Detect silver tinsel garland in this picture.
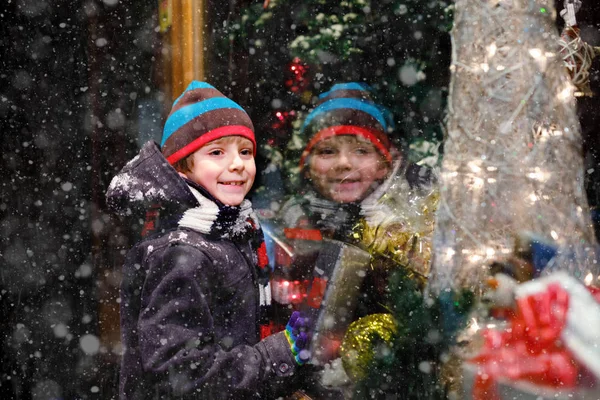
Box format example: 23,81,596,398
428,0,598,293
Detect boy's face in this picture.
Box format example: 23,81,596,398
306,135,390,203
182,136,256,206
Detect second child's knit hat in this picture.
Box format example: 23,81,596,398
161,81,255,164
299,82,394,169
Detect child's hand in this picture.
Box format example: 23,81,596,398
284,311,311,365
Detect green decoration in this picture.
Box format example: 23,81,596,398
352,267,474,399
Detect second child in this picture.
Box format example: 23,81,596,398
270,82,437,395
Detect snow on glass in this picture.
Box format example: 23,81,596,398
2,0,600,398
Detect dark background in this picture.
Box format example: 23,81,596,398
1,1,599,398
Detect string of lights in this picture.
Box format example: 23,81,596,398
428,0,598,294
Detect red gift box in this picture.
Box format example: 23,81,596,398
465,272,600,400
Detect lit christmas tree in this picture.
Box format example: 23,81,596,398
429,0,598,294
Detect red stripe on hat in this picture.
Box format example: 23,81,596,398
166,125,256,164
299,125,392,169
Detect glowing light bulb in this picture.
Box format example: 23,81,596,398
469,318,480,334
527,169,549,182
469,254,483,262
528,48,543,59
468,161,482,173
557,85,574,101
472,177,484,189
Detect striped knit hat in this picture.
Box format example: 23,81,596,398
161,81,255,164
299,82,394,169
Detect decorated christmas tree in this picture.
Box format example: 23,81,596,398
212,0,453,193
429,0,598,294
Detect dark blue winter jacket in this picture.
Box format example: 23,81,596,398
106,141,299,399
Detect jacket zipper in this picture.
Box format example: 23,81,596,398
234,241,261,336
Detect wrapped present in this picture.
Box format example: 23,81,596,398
301,239,372,366
265,231,374,366
463,272,600,399
462,363,599,400
263,225,324,327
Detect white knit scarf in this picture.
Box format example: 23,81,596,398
177,184,259,239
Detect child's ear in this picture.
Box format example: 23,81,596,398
376,166,390,180
302,165,312,182
376,159,392,180
177,171,188,179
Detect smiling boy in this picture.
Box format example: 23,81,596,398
279,82,405,236
106,82,309,399
303,135,390,204
270,83,435,396
173,136,256,206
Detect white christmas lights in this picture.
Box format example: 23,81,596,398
428,0,598,294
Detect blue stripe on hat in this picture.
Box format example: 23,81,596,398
301,98,388,132
172,81,216,106
161,97,246,146
317,82,373,99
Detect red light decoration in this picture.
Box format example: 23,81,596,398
285,57,310,93
270,110,296,131
271,279,309,304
